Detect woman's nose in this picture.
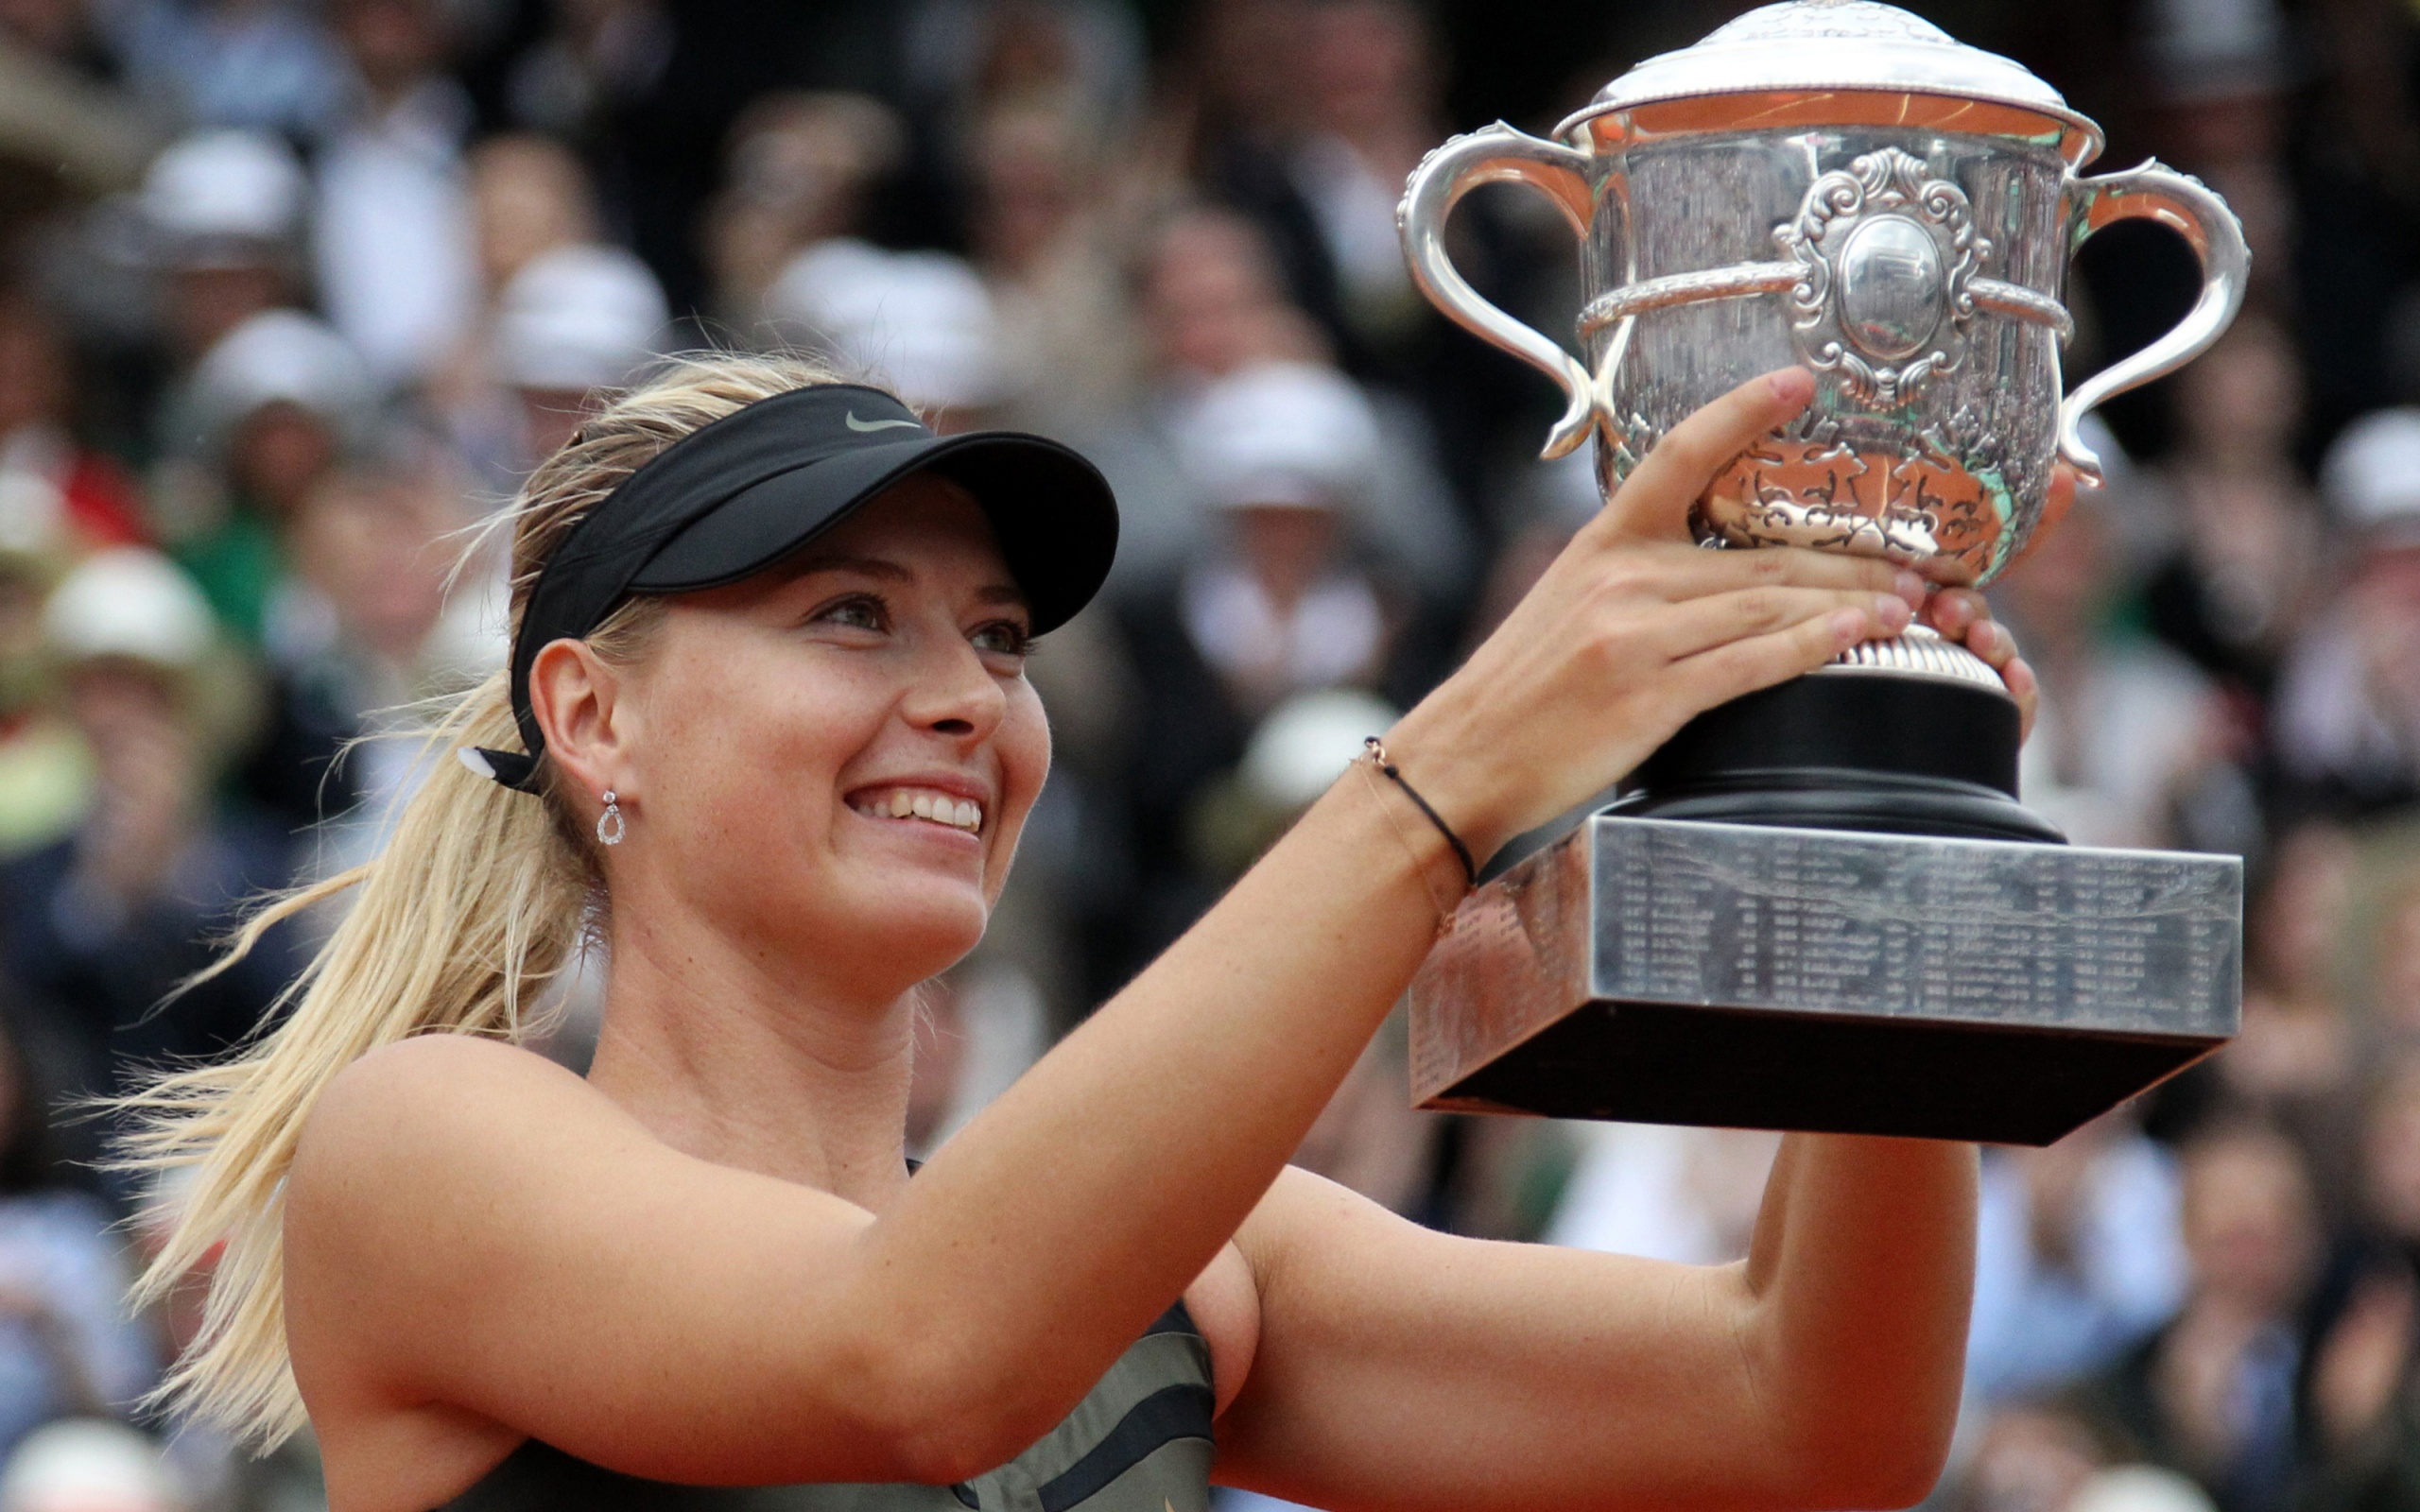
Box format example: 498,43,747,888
905,639,1008,741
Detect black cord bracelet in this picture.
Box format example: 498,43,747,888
1362,737,1478,889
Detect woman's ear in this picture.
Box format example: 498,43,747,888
527,638,632,804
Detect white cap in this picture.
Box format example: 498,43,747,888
2068,1466,2218,1512
140,129,306,266
0,1418,184,1512
1241,688,1401,810
494,243,670,392
43,547,217,671
188,310,377,448
768,242,1007,411
1176,362,1383,510
2322,407,2420,546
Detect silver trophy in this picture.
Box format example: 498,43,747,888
1396,0,2245,1143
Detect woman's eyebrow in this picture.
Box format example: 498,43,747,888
975,584,1029,610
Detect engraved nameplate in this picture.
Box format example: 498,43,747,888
1408,815,2243,1142
1591,817,2240,1033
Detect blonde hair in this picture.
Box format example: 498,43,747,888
117,351,855,1448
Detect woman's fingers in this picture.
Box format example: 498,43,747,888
1927,588,2040,740
1654,585,1911,661
1642,543,1921,603
1594,368,1815,543
1669,604,1878,712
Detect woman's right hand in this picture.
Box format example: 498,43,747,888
1386,368,1922,861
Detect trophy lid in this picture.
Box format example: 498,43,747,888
1560,0,2101,163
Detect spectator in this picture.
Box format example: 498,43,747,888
701,92,905,334
1106,362,1442,977
769,243,1010,428
0,291,151,866
2139,316,2325,702
99,0,342,141
157,309,375,644
463,132,598,301
0,547,83,865
2274,409,2420,815
1281,0,1439,361
1966,1115,2188,1405
311,0,476,387
240,444,497,859
0,1005,157,1459
489,241,667,466
2194,823,2362,1195
134,130,308,376
0,548,293,1123
968,100,1140,426
0,293,148,558
2079,1124,2321,1512
2300,1054,2420,1477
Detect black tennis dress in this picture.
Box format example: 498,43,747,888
436,1301,1215,1512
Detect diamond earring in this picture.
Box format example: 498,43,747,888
596,790,625,847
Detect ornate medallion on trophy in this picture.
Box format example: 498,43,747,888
1398,0,2248,1143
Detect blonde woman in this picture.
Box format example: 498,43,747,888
125,354,2044,1511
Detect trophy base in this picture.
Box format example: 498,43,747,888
1408,635,2239,1144
1611,628,2064,844
1408,817,2241,1144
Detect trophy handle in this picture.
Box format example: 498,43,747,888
2058,161,2251,481
1400,122,1601,459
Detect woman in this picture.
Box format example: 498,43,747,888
123,353,2044,1511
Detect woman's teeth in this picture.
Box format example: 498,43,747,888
856,789,983,832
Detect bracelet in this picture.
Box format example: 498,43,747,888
1360,737,1478,889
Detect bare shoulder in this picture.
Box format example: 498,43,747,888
284,1038,650,1373
302,1034,597,1148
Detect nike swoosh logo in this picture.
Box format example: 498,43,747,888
845,412,924,434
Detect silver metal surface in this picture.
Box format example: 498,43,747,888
1809,624,2003,688
1564,1,2096,162
1584,817,2240,1033
1397,0,2251,592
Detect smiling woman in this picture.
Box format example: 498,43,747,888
115,352,2027,1512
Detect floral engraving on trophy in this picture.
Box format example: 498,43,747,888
1775,147,1986,408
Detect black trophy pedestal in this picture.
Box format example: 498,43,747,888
1406,663,2241,1145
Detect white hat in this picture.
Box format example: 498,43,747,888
43,547,217,671
768,241,1007,411
2322,407,2420,546
188,309,376,447
140,129,306,266
2068,1466,2218,1512
493,243,670,392
1176,362,1383,510
0,1418,184,1512
1241,688,1401,810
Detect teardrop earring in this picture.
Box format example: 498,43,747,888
596,791,625,847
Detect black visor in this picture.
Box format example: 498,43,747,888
464,384,1118,792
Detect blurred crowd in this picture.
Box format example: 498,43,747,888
0,0,2417,1505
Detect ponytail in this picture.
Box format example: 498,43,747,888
116,351,853,1446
